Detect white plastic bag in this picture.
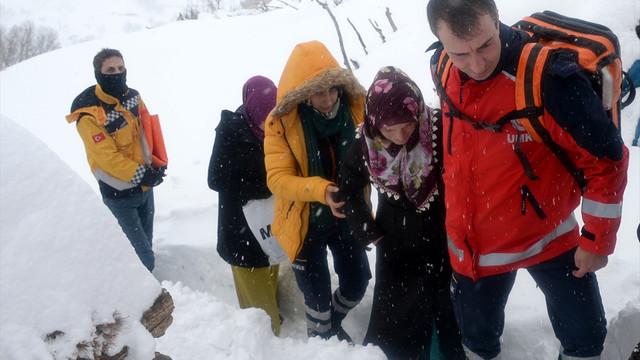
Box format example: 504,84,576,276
242,196,288,265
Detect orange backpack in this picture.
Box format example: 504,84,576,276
513,11,635,134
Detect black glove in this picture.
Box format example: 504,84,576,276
140,167,165,187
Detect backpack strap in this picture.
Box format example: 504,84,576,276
434,52,510,155
515,43,588,191
515,43,550,142
435,53,507,132
433,52,455,155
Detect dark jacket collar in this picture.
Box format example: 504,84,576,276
217,107,261,145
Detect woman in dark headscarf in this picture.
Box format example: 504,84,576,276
208,75,282,335
338,66,464,359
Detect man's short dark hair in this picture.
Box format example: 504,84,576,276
93,48,123,72
427,0,498,39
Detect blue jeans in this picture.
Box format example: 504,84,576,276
103,188,155,271
450,248,606,359
292,225,371,336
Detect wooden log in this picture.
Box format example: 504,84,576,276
140,288,175,338
153,352,173,360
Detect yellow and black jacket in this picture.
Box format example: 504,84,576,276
66,85,152,198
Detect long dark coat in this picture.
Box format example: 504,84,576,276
208,108,272,268
338,132,464,360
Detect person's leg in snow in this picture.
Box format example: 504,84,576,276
292,226,370,343
102,188,155,272
292,229,333,337
326,222,370,340
451,248,607,359
231,264,281,336
450,269,516,359
527,248,607,359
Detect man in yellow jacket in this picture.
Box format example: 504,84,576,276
66,48,165,272
264,41,371,342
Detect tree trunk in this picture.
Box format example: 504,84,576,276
385,7,397,32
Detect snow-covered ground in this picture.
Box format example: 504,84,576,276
1,0,639,359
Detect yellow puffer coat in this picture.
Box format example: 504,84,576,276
264,40,366,261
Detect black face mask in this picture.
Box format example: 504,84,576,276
95,70,128,98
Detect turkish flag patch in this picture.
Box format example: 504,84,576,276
92,133,106,143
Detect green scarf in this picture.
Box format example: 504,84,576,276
298,98,355,178
298,98,355,233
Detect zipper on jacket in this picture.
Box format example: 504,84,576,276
286,201,295,218
279,117,304,221
513,131,540,181
520,184,547,219
465,236,477,277
447,113,454,155
329,138,337,182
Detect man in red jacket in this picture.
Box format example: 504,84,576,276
426,1,629,359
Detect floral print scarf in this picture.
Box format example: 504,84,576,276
359,66,439,211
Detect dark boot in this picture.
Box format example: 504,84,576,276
332,326,354,345
307,326,354,345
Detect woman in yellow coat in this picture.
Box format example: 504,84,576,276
264,41,371,342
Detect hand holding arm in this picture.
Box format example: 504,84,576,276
325,185,346,218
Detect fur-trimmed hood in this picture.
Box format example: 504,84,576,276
270,41,366,119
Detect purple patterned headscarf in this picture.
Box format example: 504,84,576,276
242,75,277,141
359,66,439,211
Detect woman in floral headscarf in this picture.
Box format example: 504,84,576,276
338,66,464,359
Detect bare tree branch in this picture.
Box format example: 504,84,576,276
315,0,352,72
347,18,367,55
385,7,397,32
277,0,298,10
369,18,385,43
